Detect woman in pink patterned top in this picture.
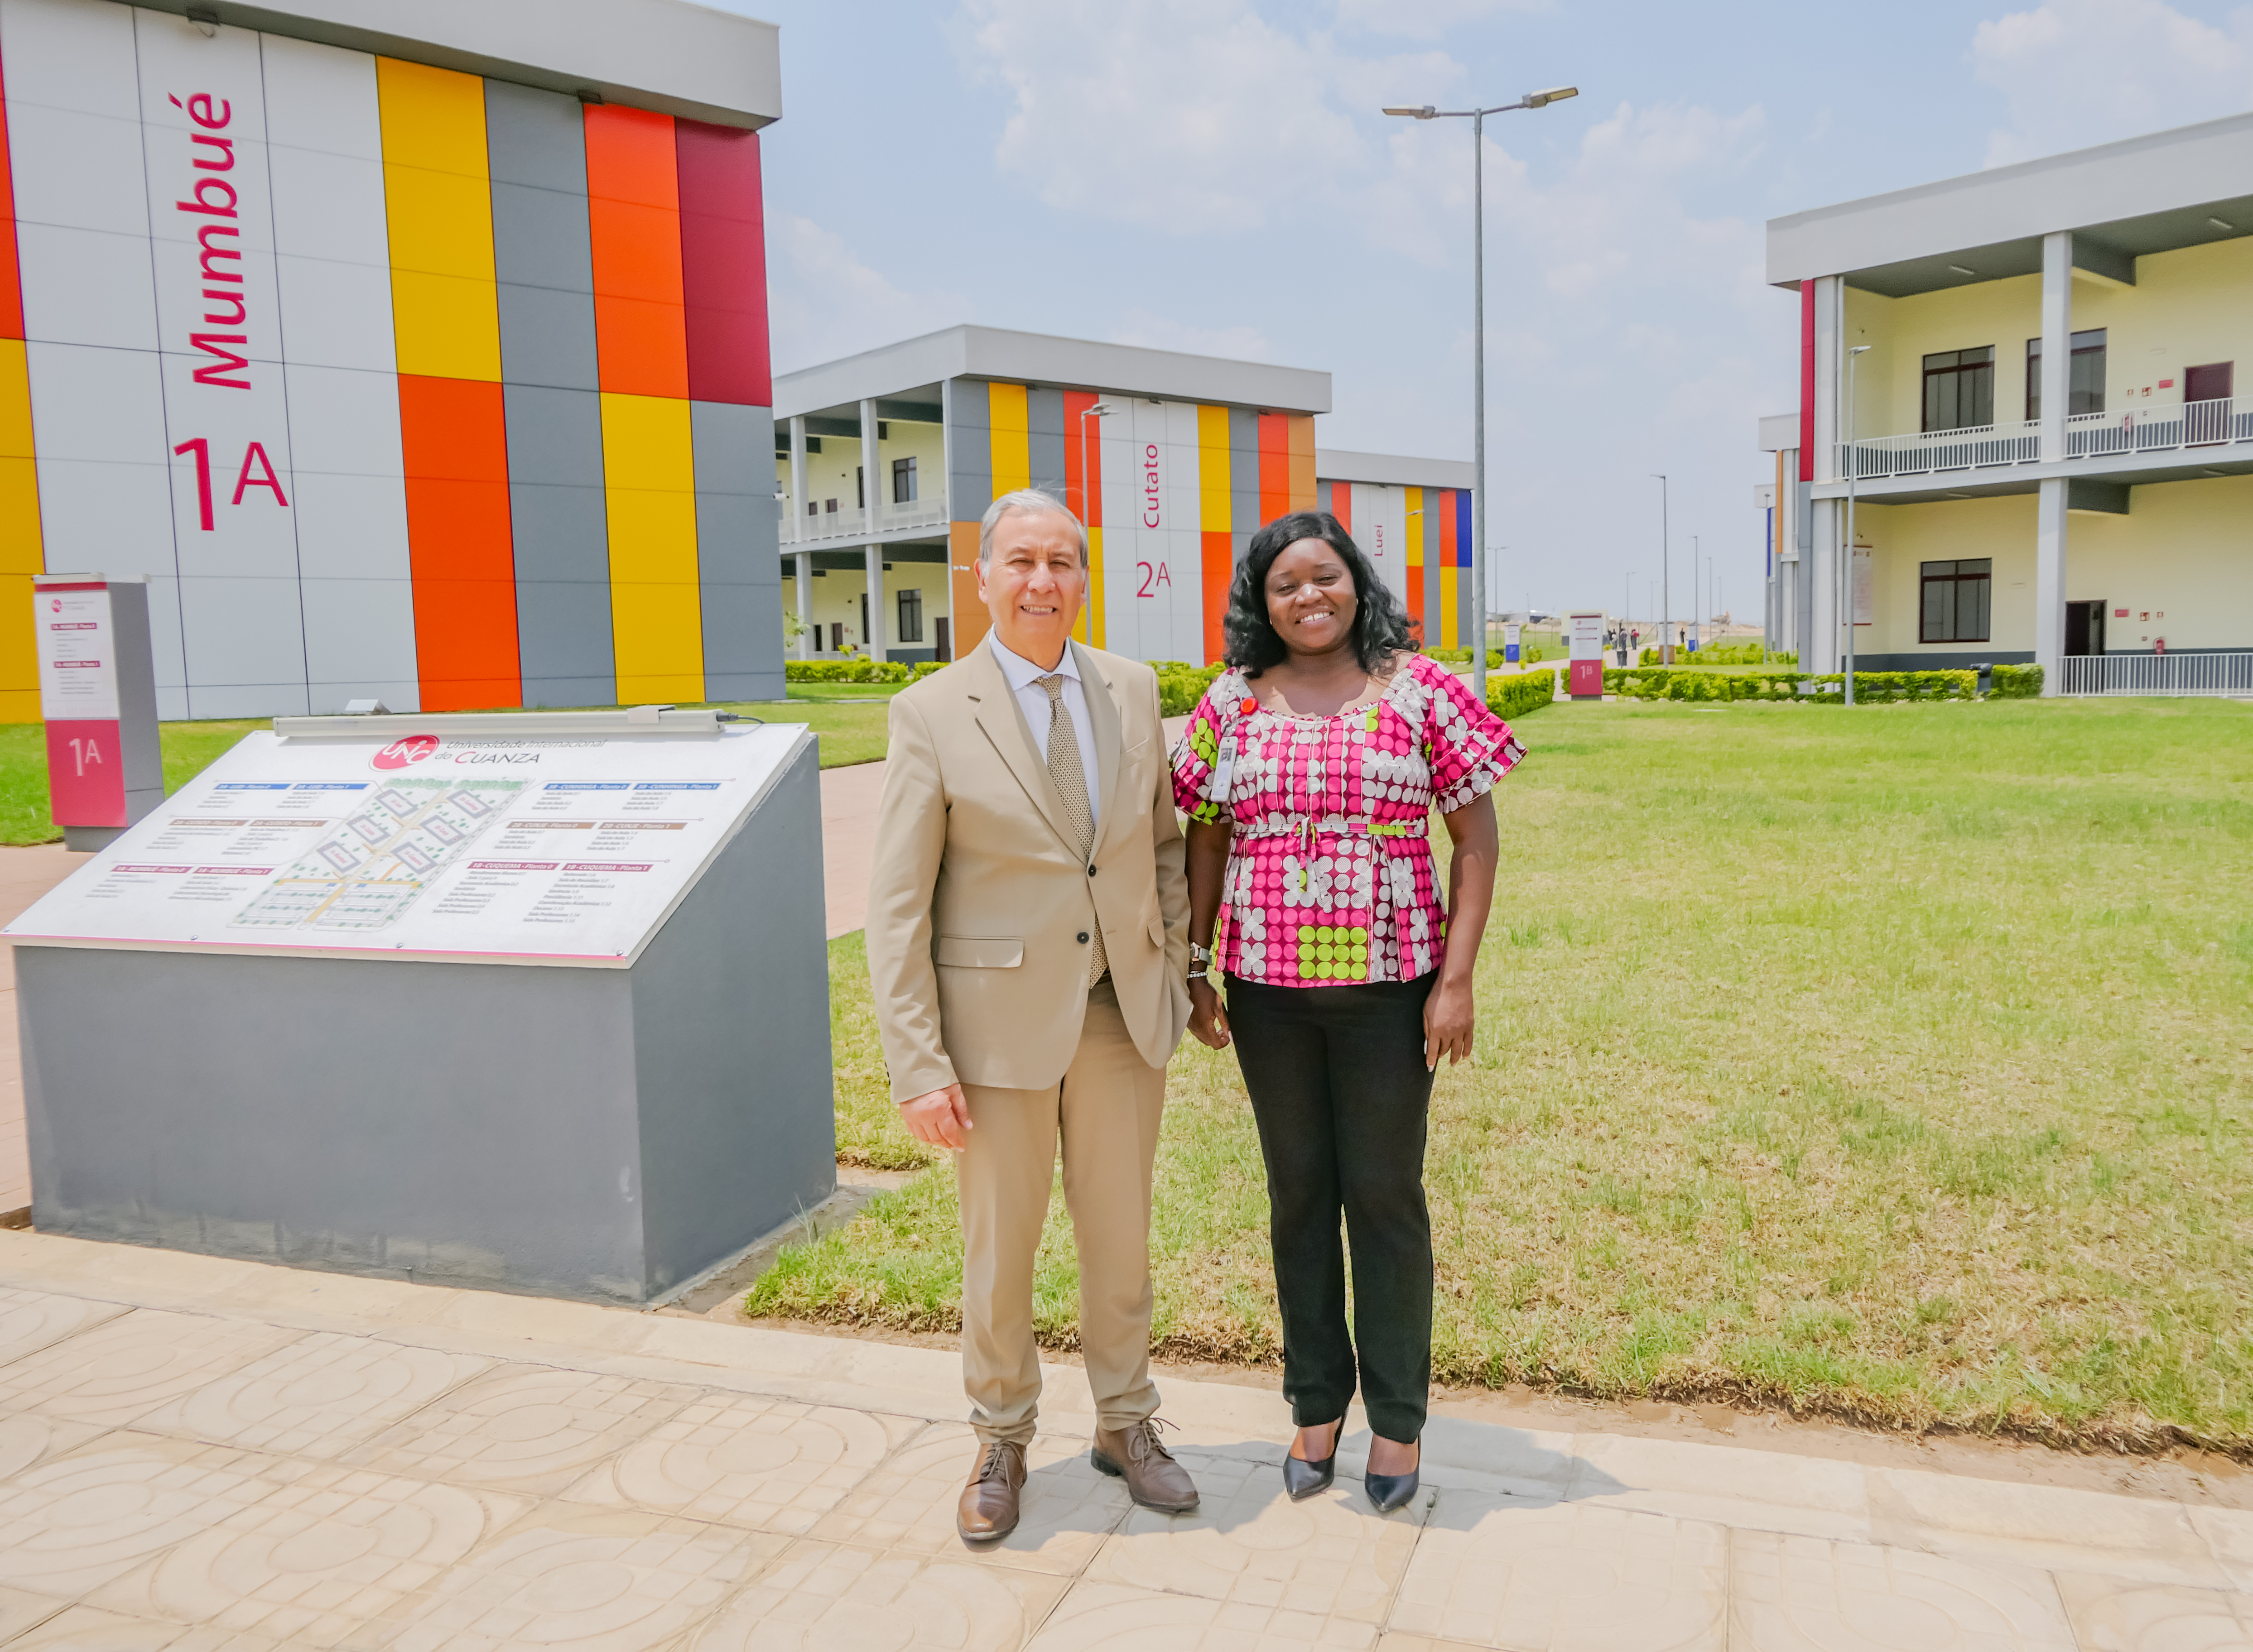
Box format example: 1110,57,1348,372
1170,510,1521,1514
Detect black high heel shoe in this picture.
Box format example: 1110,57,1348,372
1364,1438,1420,1513
1282,1419,1342,1501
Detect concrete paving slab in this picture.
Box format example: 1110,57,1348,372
1027,1580,1385,1650
2052,1572,2253,1649
1868,1466,2234,1589
697,1539,1069,1650
2193,1508,2253,1593
1729,1531,2079,1650
1566,1432,1872,1543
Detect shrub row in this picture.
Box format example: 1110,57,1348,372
1602,665,2042,702
1428,646,1548,667
785,659,947,684
1485,667,1561,721
1636,645,1797,667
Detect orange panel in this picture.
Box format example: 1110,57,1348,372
1256,413,1288,525
398,375,520,709
584,106,687,399
1287,414,1316,510
1330,480,1351,534
1201,528,1231,665
1406,567,1424,648
949,521,987,658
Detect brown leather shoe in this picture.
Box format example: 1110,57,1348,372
957,1440,1026,1542
1091,1417,1198,1513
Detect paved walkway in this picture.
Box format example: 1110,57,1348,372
0,1229,2246,1650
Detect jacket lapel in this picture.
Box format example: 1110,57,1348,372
965,640,1077,851
1075,640,1127,856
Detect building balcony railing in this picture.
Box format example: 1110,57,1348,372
2056,651,2253,698
1838,397,2253,481
778,497,949,547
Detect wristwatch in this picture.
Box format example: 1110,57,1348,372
1188,941,1213,982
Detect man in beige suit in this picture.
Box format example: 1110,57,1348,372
867,488,1197,1542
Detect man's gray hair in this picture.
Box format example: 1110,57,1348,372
977,488,1088,567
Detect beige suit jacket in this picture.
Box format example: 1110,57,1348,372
866,639,1191,1103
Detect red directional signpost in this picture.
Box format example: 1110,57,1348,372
35,573,163,850
1567,610,1607,700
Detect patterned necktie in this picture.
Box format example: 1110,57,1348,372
1039,674,1105,982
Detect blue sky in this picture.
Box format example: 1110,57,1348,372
712,0,2253,624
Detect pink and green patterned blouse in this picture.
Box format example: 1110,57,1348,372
1170,651,1524,987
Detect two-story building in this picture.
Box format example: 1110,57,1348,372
773,326,1480,666
1762,112,2253,695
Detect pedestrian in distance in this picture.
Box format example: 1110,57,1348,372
866,489,1198,1544
1171,510,1522,1515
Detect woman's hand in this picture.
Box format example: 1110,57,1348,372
1188,975,1232,1048
1422,976,1475,1070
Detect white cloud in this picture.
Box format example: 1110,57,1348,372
1331,0,1546,40
765,215,968,376
1108,309,1274,360
1973,0,2253,165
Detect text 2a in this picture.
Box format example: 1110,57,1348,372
1136,562,1172,598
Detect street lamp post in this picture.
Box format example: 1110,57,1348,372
1384,85,1578,705
1844,345,1870,706
1651,474,1670,664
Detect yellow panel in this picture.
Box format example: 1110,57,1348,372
988,382,1029,494
1287,415,1316,510
375,58,491,176
0,344,43,720
1197,404,1230,532
601,394,703,701
1083,523,1104,647
378,59,500,383
1405,486,1423,568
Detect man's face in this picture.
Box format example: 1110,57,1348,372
978,510,1085,668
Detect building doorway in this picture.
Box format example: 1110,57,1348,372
2185,362,2233,444
934,616,952,661
2065,600,2106,657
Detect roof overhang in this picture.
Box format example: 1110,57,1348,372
1315,449,1475,490
1768,110,2253,298
776,326,1331,421
125,0,783,129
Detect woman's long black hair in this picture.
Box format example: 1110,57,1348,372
1222,511,1416,675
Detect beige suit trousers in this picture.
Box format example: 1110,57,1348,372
957,978,1165,1445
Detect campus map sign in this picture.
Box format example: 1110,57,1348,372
4,723,810,967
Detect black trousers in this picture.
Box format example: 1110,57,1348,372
1226,973,1436,1443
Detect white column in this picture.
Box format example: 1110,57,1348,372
2039,231,2072,462
1807,497,1841,672
788,414,809,542
861,399,886,662
794,552,814,659
2034,231,2071,696
2035,478,2068,696
1810,276,1843,481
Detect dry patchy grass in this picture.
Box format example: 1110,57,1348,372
765,697,2253,1450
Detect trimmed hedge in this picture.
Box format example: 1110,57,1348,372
1637,645,1796,667
1485,666,1561,721
1602,665,2041,702
785,659,947,684
1151,661,1228,718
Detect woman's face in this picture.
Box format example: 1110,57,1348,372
1264,538,1358,660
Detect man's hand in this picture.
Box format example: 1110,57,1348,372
1188,976,1231,1049
899,1082,972,1150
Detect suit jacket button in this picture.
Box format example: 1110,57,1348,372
1088,864,1097,876
1076,931,1089,944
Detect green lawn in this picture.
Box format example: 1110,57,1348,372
758,697,2253,1451
0,694,892,845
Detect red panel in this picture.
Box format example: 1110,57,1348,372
584,105,688,399
1256,411,1288,525
0,49,22,340
1330,480,1351,535
1406,567,1423,646
45,720,124,826
1063,389,1104,526
1201,528,1231,665
1799,281,1815,484
398,375,520,710
674,119,770,408
1436,488,1456,570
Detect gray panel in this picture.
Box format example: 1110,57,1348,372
503,385,607,488
105,582,164,824
491,183,596,294
690,400,772,497
1230,405,1259,537
693,402,782,699
1026,385,1066,500
509,483,611,583
485,80,592,196
496,282,600,392
1316,479,1332,515
516,575,616,707
21,946,650,1299
948,379,991,522
633,740,832,1289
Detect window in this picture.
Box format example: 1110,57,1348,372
897,587,924,643
2026,330,2106,420
1920,559,1992,643
893,456,917,503
856,467,864,509
828,622,844,652
824,498,838,514
1923,347,1994,432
